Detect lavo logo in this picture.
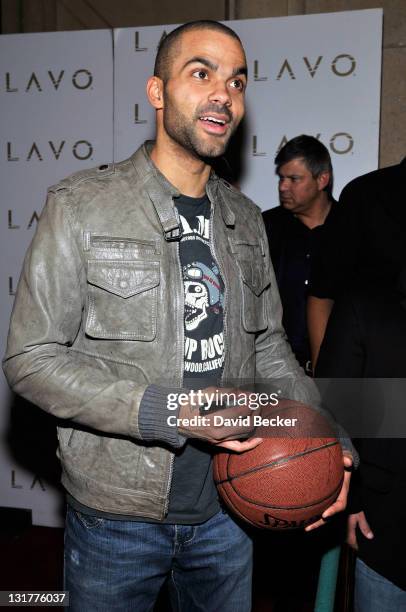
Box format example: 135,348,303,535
11,470,46,491
252,132,354,157
134,104,148,125
6,140,93,161
8,209,39,230
134,31,148,52
9,276,16,296
278,132,354,155
2,69,93,92
253,54,356,81
134,30,168,53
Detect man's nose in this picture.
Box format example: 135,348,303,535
208,80,231,106
279,179,289,192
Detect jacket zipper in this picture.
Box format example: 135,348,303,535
90,235,156,246
162,211,184,518
90,235,158,254
209,193,228,386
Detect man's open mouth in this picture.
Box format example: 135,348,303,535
199,116,227,125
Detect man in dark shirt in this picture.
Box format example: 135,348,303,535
263,135,335,374
316,280,406,610
308,157,406,367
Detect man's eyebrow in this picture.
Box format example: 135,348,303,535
182,57,218,71
231,66,248,78
181,57,248,78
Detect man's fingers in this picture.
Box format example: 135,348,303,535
305,465,351,532
305,499,346,531
343,453,353,469
305,517,327,532
347,512,372,549
321,472,350,520
358,512,374,539
216,437,263,453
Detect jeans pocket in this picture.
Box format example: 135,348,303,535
72,509,105,530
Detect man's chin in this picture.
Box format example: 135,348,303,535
196,140,229,160
193,127,234,158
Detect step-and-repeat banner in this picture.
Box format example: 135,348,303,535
0,30,114,526
1,10,382,526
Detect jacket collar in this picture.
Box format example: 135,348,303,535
206,174,236,227
131,141,181,240
131,141,235,239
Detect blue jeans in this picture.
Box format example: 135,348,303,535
355,558,406,612
64,506,253,611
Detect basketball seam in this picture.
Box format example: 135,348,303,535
213,440,340,485
224,477,343,511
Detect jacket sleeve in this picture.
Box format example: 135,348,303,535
2,190,184,448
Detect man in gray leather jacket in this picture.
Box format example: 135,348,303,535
3,20,353,612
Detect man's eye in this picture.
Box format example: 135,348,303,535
193,70,208,80
230,79,245,90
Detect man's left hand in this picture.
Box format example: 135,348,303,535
215,437,263,453
304,451,353,532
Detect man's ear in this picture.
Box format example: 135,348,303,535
146,76,164,110
317,171,330,192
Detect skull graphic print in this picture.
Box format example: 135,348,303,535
184,263,223,332
175,195,225,382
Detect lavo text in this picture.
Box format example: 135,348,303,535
6,140,93,161
2,69,93,92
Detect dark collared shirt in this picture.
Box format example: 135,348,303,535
263,202,336,372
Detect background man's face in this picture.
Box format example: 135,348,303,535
161,29,247,159
278,158,326,214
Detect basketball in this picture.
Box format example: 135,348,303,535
213,400,344,530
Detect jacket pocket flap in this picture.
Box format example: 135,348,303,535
87,260,159,298
237,259,271,296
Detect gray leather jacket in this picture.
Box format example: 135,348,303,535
3,142,324,519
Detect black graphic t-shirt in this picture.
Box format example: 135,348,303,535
179,196,225,383
165,194,225,523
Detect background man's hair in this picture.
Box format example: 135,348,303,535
275,134,334,197
154,20,243,84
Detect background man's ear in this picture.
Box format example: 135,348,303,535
146,76,164,109
317,172,330,191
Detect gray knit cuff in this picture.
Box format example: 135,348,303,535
139,384,188,449
338,429,360,469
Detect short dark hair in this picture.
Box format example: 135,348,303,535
154,20,243,84
275,135,333,197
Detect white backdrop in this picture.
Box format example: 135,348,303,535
0,10,382,526
0,30,114,526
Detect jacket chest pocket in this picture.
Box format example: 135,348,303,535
85,260,160,340
230,240,271,333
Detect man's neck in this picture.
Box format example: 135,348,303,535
295,193,332,229
150,137,211,198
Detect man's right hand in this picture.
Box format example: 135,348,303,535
347,511,374,550
177,387,262,452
